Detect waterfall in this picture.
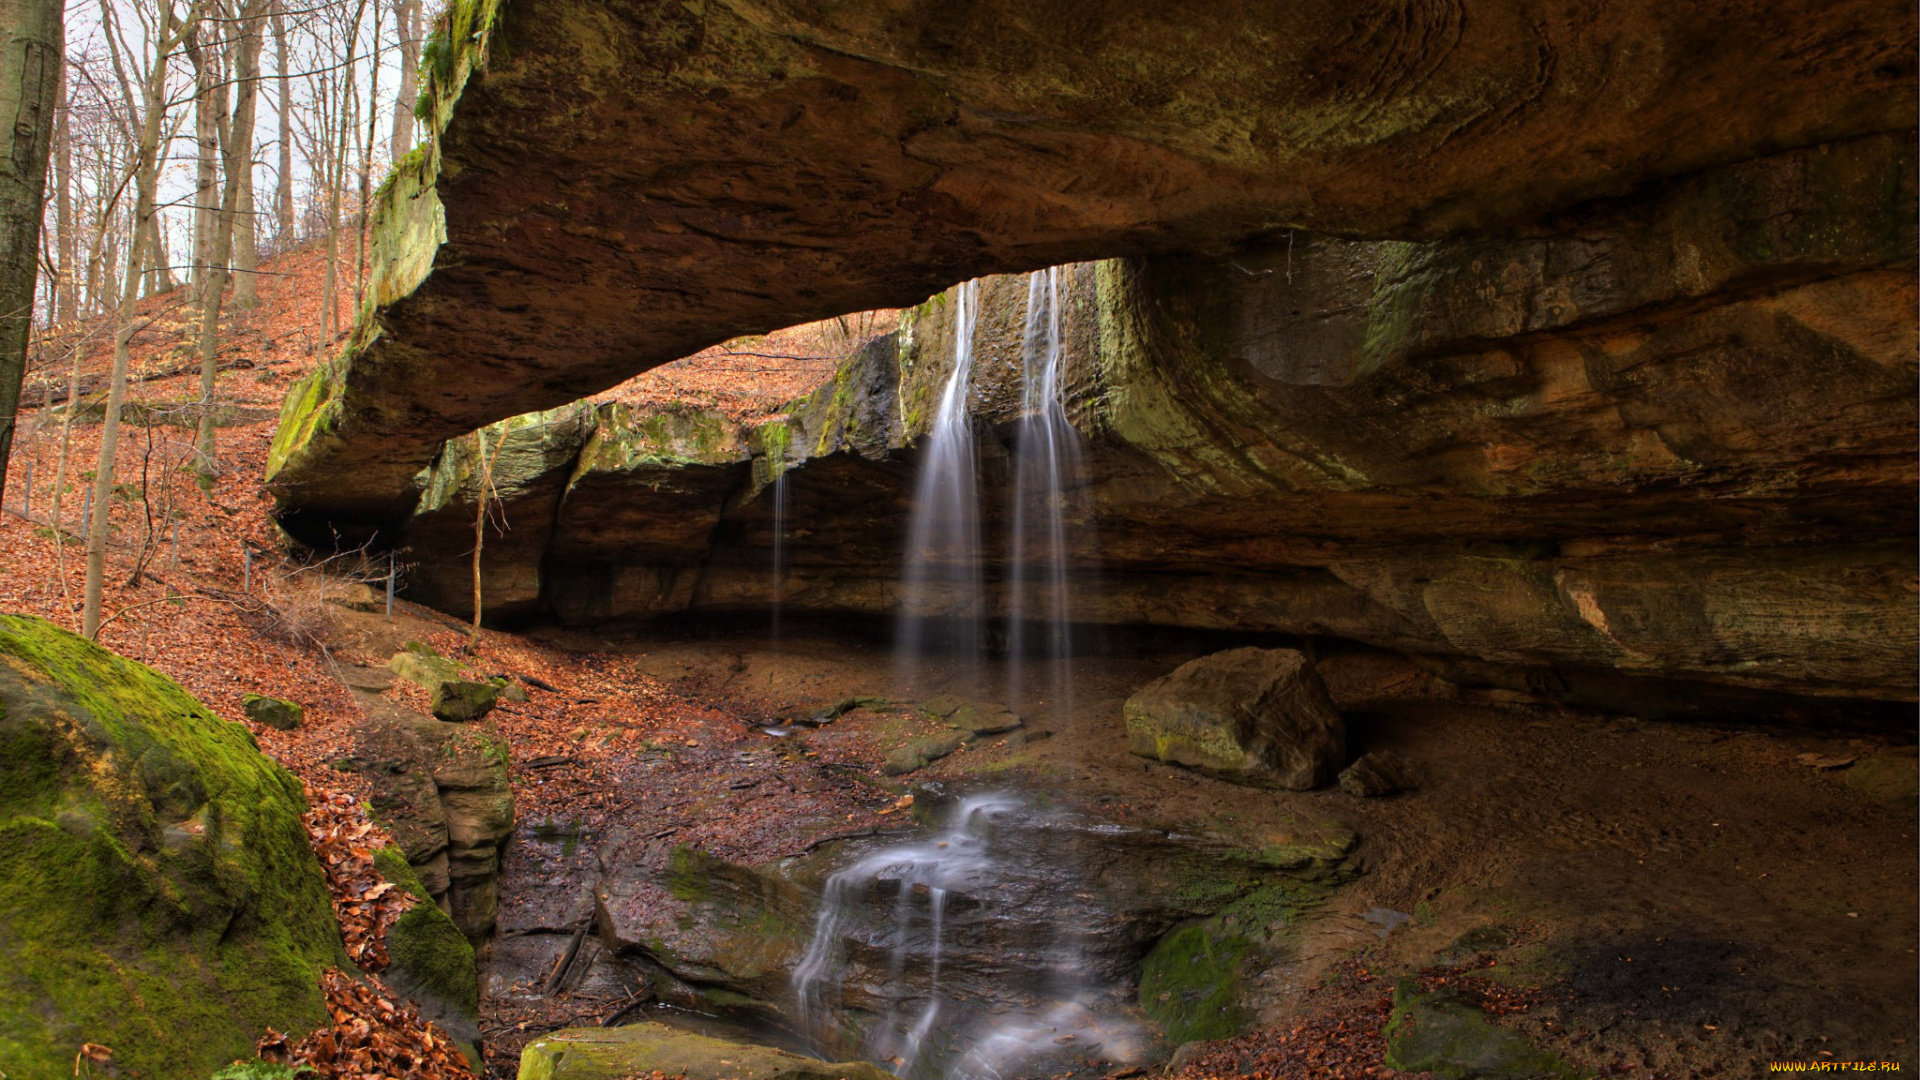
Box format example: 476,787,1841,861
896,279,984,693
1006,267,1088,724
770,470,789,647
789,794,1142,1079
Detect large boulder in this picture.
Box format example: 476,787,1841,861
0,615,346,1078
1126,648,1345,790
518,1023,894,1080
349,716,515,941
373,845,480,1055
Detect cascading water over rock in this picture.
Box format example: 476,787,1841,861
1006,267,1091,724
789,793,1147,1080
896,280,985,693
770,469,789,648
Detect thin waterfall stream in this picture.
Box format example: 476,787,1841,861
770,469,789,648
1006,267,1090,724
896,279,985,694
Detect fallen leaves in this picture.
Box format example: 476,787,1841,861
305,788,416,973
257,969,477,1080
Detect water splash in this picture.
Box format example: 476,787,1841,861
789,793,1144,1080
896,279,984,694
1006,267,1090,725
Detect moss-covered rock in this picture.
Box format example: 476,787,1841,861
1383,976,1587,1079
1139,879,1333,1043
1126,648,1345,790
388,648,467,694
373,845,480,1055
517,1022,895,1080
431,680,499,723
0,614,346,1079
243,693,304,731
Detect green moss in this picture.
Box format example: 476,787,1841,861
376,845,479,1016
1141,876,1335,1045
211,1063,316,1080
666,844,716,903
264,362,344,482
1139,922,1252,1043
0,615,344,1080
1383,977,1588,1079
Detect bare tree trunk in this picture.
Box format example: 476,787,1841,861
387,0,418,162
141,209,174,295
0,0,62,510
354,0,380,310
192,0,263,485
272,0,292,249
48,331,75,533
189,26,217,306
87,0,206,638
231,8,262,308
52,59,72,325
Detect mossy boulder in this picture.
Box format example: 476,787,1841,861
517,1022,895,1080
1383,976,1588,1079
431,680,499,723
1126,648,1345,790
243,693,304,731
373,845,480,1057
388,648,466,695
0,614,346,1079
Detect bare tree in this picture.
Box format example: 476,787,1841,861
270,0,290,248
85,0,210,638
386,0,417,161
189,0,266,486
0,0,62,509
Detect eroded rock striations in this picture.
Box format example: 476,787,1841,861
332,133,1918,714
265,0,1915,535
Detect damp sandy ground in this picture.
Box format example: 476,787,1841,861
496,619,1918,1078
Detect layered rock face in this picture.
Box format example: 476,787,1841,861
264,0,1915,533
367,134,1916,712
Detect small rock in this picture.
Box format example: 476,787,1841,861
1795,752,1858,770
388,650,467,696
918,693,969,719
324,581,385,612
881,731,970,776
431,680,498,723
947,702,1021,735
1384,976,1578,1078
1339,751,1411,797
490,676,531,703
242,693,303,731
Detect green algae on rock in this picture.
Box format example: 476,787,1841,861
0,614,346,1079
518,1022,895,1080
1383,976,1588,1079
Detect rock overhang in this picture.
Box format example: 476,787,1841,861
265,0,1919,538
